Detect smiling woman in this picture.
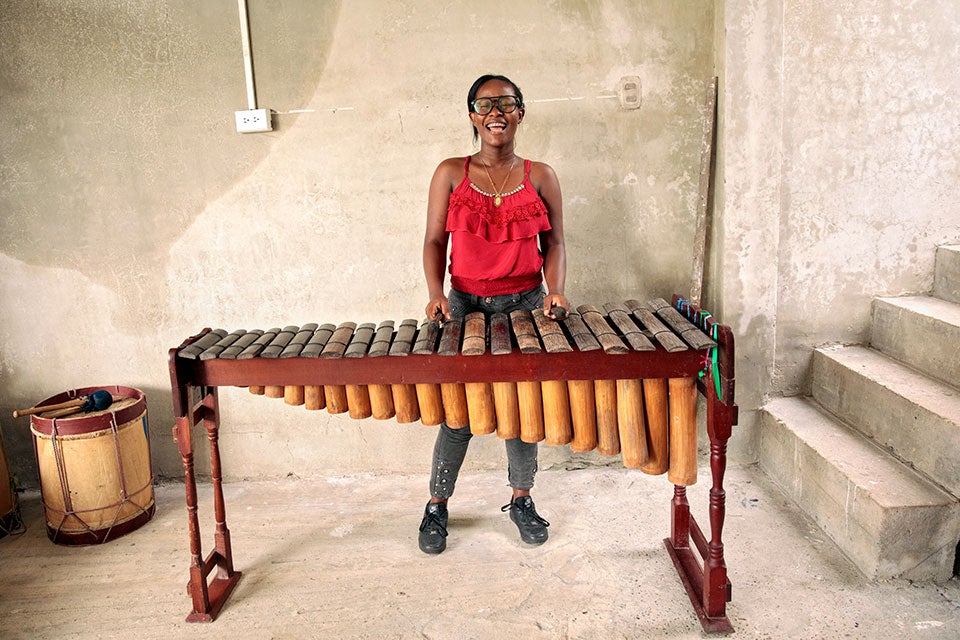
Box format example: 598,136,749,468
418,74,570,554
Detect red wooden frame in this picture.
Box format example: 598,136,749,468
167,296,737,631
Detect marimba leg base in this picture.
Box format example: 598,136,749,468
663,539,733,635
185,570,243,623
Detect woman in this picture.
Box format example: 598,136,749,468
419,74,570,554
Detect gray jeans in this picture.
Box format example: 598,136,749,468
429,285,544,499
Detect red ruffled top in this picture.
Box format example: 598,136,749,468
446,157,551,296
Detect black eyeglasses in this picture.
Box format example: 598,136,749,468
471,95,521,115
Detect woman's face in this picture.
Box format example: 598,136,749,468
469,79,524,148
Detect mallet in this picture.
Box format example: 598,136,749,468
12,389,114,419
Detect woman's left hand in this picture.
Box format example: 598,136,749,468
543,293,571,320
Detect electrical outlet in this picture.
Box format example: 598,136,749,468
617,76,642,110
235,108,272,133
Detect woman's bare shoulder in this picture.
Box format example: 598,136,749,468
528,160,559,187
435,156,468,176
430,156,466,188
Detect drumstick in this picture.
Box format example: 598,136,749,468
13,389,113,418
548,305,568,321
431,308,446,325
14,397,85,418
40,406,84,419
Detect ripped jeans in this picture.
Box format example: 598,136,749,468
429,285,543,499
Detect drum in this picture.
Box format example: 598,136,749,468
30,385,155,545
0,427,24,538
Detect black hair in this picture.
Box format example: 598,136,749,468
467,74,524,142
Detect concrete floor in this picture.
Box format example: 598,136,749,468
0,465,958,639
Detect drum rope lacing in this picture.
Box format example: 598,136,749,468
43,409,153,542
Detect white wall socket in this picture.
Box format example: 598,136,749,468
235,108,272,133
617,76,642,110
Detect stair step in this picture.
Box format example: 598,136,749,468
811,345,960,497
934,244,960,303
871,295,960,386
760,396,960,581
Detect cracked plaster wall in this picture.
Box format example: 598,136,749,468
715,0,960,459
0,1,715,486
6,1,955,490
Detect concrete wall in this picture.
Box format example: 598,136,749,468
0,1,716,485
714,0,960,459
4,1,957,489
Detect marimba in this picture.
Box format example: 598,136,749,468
168,295,738,633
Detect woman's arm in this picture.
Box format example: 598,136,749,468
422,158,460,320
532,162,570,319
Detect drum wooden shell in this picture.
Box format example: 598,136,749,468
30,386,155,545
0,428,21,537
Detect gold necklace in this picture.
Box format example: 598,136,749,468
480,157,517,207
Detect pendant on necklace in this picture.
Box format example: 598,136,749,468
493,195,503,207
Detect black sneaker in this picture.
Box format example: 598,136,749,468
418,501,448,554
501,495,550,545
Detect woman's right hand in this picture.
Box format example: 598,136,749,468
425,295,450,322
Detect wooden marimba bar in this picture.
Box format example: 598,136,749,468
168,295,738,633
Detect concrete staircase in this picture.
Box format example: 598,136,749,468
760,244,960,582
